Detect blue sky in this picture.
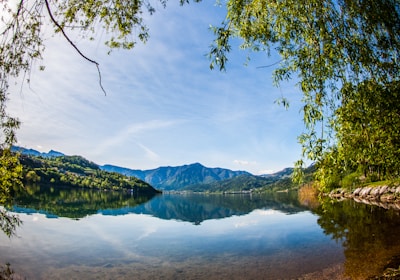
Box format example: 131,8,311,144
8,1,305,175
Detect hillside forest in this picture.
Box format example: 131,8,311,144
19,154,159,194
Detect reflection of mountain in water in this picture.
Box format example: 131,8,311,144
10,185,309,223
100,192,309,224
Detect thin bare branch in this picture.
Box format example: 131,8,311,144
256,59,283,69
44,0,107,95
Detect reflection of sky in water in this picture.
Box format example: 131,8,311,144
0,208,343,280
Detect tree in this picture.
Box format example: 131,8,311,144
335,80,400,180
0,0,198,235
2,0,400,194
209,0,400,187
1,0,197,148
1,1,204,178
0,148,22,237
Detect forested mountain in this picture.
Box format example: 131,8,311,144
18,153,159,194
184,174,275,193
101,163,250,191
13,146,307,193
184,168,303,193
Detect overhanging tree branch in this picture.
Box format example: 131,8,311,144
44,0,106,95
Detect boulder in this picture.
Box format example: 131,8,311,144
370,187,381,197
380,194,395,203
353,187,362,196
379,185,389,195
359,187,372,197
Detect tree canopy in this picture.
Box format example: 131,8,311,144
209,0,400,189
0,0,195,235
1,0,400,194
0,0,202,193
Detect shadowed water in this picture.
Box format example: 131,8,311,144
1,185,400,279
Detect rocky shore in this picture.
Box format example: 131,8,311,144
329,185,400,210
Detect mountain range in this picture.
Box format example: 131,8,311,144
101,163,251,191
11,146,64,158
12,146,295,191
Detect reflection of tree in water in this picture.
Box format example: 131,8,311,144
315,199,400,279
0,209,21,238
0,263,15,279
11,184,157,219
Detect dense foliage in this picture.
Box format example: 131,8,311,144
184,174,277,193
2,0,400,196
183,166,314,193
19,154,159,192
0,0,199,210
315,80,400,192
209,0,400,191
0,149,22,237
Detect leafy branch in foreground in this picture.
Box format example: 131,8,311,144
1,0,199,205
208,0,400,190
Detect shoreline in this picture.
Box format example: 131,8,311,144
329,185,400,210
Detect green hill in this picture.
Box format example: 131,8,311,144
19,154,160,194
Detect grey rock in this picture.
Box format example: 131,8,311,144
353,188,362,196
379,185,389,195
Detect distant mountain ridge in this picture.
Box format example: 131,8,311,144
260,167,294,179
12,146,296,192
101,162,251,191
12,146,64,158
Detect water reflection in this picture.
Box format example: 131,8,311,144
10,184,157,219
10,185,309,223
315,199,400,279
1,185,400,279
0,208,21,237
100,191,309,224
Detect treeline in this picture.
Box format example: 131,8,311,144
19,154,159,193
314,81,400,193
183,166,315,193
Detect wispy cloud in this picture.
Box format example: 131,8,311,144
94,119,185,155
257,169,275,175
8,1,305,173
233,160,257,166
137,142,160,162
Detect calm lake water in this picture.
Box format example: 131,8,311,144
1,185,400,279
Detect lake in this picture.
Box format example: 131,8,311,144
1,185,400,279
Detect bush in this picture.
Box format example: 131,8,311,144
341,172,361,190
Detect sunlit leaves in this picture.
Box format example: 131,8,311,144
209,0,400,186
0,209,21,237
336,80,400,180
0,0,200,236
209,25,232,71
